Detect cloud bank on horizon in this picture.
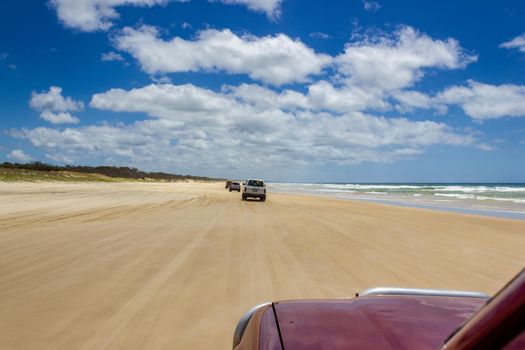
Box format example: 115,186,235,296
2,0,525,181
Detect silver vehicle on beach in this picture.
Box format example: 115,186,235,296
242,179,266,201
229,182,241,192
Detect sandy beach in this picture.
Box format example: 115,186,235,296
1,181,524,349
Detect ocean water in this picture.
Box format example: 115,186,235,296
268,183,525,220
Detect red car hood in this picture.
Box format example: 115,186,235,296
272,296,487,350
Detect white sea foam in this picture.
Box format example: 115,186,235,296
477,196,525,204
268,182,525,216
434,193,477,200
436,186,525,193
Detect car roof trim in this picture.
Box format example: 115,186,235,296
359,287,490,299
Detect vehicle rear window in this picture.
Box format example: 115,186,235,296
247,180,264,187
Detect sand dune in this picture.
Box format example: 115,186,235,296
0,181,524,349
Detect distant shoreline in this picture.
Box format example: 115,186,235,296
342,196,525,220
269,182,525,220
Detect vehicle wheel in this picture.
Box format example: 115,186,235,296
229,189,232,192
260,196,266,202
242,194,246,201
238,189,241,192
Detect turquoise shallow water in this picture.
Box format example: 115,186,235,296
268,183,525,220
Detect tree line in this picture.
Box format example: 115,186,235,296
0,162,221,181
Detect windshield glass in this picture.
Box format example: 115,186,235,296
247,180,264,187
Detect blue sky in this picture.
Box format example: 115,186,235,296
1,0,525,182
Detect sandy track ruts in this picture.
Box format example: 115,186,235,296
0,182,524,349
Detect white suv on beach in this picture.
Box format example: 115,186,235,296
242,179,266,201
229,182,241,192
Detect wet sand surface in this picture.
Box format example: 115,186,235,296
1,181,524,349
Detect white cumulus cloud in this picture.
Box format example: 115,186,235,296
49,0,283,32
30,86,83,124
11,23,495,175
228,81,390,112
362,0,380,12
13,82,483,174
216,0,282,18
223,27,476,114
30,86,84,112
309,32,332,40
436,80,525,121
40,111,80,124
49,0,173,32
336,26,477,91
101,51,125,61
114,26,331,85
112,24,475,104
499,33,525,53
7,149,33,163
392,90,440,113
